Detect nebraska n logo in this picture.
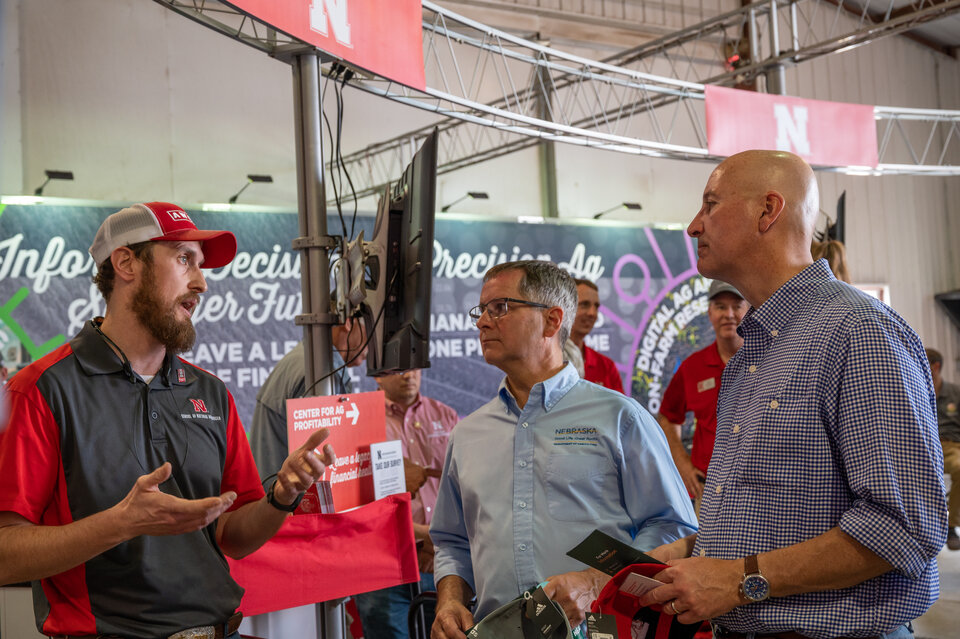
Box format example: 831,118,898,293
310,0,352,47
189,399,208,413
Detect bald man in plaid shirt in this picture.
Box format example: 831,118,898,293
640,151,946,639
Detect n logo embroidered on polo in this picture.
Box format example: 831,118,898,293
189,399,208,413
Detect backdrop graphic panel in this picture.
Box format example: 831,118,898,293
0,204,716,430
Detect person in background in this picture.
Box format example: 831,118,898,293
354,369,459,638
249,317,367,477
641,151,944,639
811,238,850,283
569,278,624,392
0,202,333,639
927,347,960,551
430,260,696,639
657,279,747,509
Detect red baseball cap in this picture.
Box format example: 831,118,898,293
89,202,237,269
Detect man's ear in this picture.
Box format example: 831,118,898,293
757,190,786,233
542,306,564,339
111,247,140,284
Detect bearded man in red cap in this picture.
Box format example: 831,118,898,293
0,202,334,639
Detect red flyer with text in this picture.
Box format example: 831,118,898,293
286,391,386,511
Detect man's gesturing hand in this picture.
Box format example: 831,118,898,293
116,462,236,536
273,428,336,506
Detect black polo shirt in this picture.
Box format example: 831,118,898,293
0,320,264,638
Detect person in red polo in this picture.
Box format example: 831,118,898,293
0,202,333,639
656,279,747,508
570,278,624,393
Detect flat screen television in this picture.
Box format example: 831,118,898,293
362,129,438,375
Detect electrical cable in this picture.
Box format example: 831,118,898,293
321,66,349,238
337,70,360,239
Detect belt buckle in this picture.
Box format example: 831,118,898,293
168,626,215,639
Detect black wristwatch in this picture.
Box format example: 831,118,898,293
266,480,304,512
740,555,770,603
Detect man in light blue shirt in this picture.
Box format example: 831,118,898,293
640,150,945,639
430,260,697,638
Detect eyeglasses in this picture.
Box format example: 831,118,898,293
468,297,551,325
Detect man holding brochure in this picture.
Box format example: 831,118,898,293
430,260,697,639
640,151,944,639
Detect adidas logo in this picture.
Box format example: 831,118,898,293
535,603,546,616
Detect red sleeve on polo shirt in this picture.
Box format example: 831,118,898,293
582,346,625,393
221,391,266,509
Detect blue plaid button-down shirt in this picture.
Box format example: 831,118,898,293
694,260,946,638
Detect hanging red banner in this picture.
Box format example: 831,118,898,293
705,85,878,168
224,0,426,90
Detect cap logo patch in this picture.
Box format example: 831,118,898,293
166,209,192,223
189,398,208,413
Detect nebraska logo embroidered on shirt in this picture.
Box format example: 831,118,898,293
189,398,208,413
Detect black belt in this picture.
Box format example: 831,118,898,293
50,611,243,639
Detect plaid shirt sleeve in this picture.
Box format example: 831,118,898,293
829,307,946,579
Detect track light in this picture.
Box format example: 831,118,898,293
592,202,642,219
33,170,74,196
228,174,273,204
441,191,489,212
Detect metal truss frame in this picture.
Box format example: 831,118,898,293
154,0,960,204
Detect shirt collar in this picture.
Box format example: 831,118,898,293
72,319,196,386
385,395,422,417
497,362,580,414
738,259,836,338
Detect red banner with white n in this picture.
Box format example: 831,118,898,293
705,85,878,168
224,0,426,90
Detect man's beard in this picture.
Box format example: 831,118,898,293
131,263,198,355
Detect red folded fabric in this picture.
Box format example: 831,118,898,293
227,493,420,616
591,563,699,639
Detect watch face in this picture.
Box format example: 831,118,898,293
743,574,770,601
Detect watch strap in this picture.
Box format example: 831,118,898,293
745,554,760,575
267,480,304,512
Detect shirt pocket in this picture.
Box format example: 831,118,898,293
544,452,619,522
740,394,829,488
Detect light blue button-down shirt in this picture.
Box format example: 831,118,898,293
431,363,697,619
696,260,946,638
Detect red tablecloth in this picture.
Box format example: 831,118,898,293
228,493,419,616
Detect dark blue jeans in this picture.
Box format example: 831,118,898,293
354,573,436,639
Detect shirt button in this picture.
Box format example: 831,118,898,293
769,399,779,409
521,422,529,429
771,329,779,337
519,460,528,467
732,424,741,434
518,544,527,551
426,506,432,513
151,411,159,420
698,548,706,557
715,484,723,494
518,501,527,509
748,365,757,373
